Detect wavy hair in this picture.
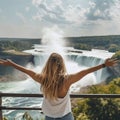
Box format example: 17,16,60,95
40,53,67,100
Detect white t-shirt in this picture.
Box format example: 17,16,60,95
42,91,71,118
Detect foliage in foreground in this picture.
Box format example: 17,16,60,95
88,78,120,94
72,98,120,120
72,78,120,120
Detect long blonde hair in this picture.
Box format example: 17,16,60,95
40,53,67,100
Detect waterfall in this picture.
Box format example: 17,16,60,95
31,52,111,93
28,27,113,87
67,54,110,83
33,53,110,83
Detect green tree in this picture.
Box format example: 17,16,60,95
72,78,120,120
108,44,120,52
72,98,120,120
86,98,120,120
22,112,33,120
112,51,120,59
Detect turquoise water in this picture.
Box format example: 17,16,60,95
0,79,44,119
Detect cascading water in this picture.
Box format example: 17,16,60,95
67,55,110,83
0,27,115,119
32,52,111,93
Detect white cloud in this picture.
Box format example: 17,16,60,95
86,0,114,21
32,0,63,11
32,0,64,23
1,0,120,38
32,0,43,7
103,2,107,6
94,9,101,16
82,0,120,36
41,0,63,13
49,13,57,19
32,12,43,21
32,0,89,25
93,8,110,19
110,0,120,22
89,1,96,8
16,12,27,23
32,7,47,21
63,5,87,24
52,0,62,7
49,0,63,10
25,7,30,12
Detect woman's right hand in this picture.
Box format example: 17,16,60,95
0,59,13,66
104,58,119,67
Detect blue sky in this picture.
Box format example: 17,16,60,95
0,0,120,38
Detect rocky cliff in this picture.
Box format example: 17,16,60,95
106,63,120,83
0,51,34,81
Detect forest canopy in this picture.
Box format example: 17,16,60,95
0,35,120,52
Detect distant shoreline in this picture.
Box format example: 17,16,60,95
0,49,32,55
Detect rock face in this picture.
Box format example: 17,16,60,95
0,52,34,81
111,65,120,77
106,63,120,83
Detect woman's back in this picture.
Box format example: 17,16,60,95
42,88,71,118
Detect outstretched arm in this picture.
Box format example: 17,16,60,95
0,59,41,83
67,58,118,86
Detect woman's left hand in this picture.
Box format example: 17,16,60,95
105,58,119,67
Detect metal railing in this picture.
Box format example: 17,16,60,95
0,93,120,120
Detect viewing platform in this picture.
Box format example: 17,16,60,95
0,93,120,120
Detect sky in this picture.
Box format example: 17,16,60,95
0,0,120,38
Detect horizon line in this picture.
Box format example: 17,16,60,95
0,34,120,39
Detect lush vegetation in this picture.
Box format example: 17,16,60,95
72,78,120,120
0,38,40,51
72,98,120,120
66,35,120,52
112,51,120,59
1,35,120,52
108,44,120,52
